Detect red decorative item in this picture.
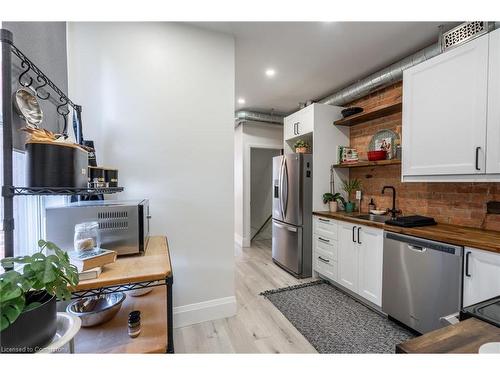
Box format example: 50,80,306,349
367,150,387,161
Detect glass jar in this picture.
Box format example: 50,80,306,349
74,221,101,253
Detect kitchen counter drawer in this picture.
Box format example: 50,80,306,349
314,253,337,282
313,216,338,240
314,235,337,261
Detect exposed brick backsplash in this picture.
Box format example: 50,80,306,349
344,82,500,231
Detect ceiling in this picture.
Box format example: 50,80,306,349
193,22,459,114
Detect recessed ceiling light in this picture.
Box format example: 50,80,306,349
265,68,276,77
237,98,246,104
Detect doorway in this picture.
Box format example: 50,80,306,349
250,147,281,243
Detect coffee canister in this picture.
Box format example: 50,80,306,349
88,166,105,188
104,168,119,187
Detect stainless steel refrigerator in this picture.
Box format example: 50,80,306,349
272,153,312,278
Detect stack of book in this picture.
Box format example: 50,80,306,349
337,146,359,164
69,248,117,281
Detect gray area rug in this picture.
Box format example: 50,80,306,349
261,280,416,353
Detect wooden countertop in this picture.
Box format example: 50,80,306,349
396,318,500,353
73,236,172,291
313,211,500,254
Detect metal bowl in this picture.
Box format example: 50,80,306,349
13,87,43,127
66,292,125,327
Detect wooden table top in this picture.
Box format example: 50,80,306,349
313,211,500,254
397,318,500,353
73,236,172,291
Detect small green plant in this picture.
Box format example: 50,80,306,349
0,240,79,331
293,139,310,149
341,178,362,203
322,192,345,205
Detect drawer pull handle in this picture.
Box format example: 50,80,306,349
318,256,330,263
318,218,330,223
318,237,330,243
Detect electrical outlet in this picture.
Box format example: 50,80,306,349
355,190,362,200
487,201,500,214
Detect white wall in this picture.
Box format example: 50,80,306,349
234,121,283,247
67,22,236,327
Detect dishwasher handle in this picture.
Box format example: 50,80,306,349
408,244,426,253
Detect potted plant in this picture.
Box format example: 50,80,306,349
0,240,79,353
341,178,362,213
293,139,310,154
322,192,346,212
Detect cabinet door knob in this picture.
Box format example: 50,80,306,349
352,226,357,243
357,227,362,244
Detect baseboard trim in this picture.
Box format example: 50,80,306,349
242,236,250,248
235,233,243,247
173,296,237,328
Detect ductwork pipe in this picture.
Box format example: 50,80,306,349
318,42,442,106
235,110,284,125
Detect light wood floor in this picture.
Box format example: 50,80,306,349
173,239,318,353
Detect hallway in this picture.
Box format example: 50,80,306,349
173,240,317,353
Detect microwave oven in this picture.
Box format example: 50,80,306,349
46,199,150,256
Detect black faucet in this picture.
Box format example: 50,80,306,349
382,186,399,219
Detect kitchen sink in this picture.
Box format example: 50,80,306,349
354,214,388,223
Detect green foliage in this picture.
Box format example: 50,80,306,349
322,192,346,205
0,240,79,331
293,139,310,149
341,179,362,202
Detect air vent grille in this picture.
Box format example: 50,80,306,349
442,22,490,51
98,211,128,219
98,221,128,230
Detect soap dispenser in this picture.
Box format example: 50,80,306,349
368,198,376,213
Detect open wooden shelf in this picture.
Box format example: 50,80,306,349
74,286,167,353
333,101,402,126
333,159,401,168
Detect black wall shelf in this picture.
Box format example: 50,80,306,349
7,186,124,196
1,28,123,258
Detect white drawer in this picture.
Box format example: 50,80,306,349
314,235,337,261
313,216,338,239
314,255,337,282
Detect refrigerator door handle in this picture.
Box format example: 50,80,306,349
273,222,297,232
279,157,285,219
283,157,289,218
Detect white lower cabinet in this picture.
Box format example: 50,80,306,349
338,222,358,291
463,247,500,307
357,226,384,306
314,216,384,307
338,221,384,307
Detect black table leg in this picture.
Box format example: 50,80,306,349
166,276,174,353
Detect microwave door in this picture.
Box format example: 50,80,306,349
272,156,284,221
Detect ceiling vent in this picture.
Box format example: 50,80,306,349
442,22,490,51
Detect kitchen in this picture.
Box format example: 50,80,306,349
1,5,500,372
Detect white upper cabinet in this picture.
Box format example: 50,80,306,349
402,34,489,180
284,105,314,141
487,28,500,174
463,247,500,307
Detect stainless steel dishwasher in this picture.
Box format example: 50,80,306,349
382,231,463,334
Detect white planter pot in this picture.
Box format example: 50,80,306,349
329,201,338,212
